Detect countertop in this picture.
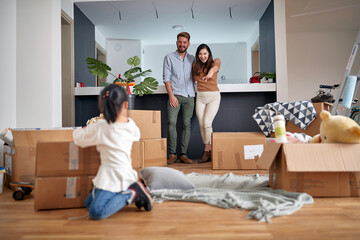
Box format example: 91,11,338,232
75,83,276,96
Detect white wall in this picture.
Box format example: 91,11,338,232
0,0,17,167
95,28,107,51
247,27,260,80
143,43,248,85
274,0,288,102
61,0,73,19
287,31,360,102
106,39,142,84
52,0,62,127
16,0,62,128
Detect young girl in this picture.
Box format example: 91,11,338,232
192,44,221,163
73,84,152,220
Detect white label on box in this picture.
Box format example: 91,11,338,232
68,143,79,170
5,154,12,176
66,177,76,198
244,144,264,160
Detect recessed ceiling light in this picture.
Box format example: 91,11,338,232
172,25,184,31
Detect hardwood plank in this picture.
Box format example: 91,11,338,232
1,163,360,239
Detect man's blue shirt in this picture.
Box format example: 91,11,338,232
163,51,195,97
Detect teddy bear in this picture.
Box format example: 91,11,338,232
309,110,360,143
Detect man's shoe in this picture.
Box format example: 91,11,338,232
198,151,211,163
179,155,193,164
167,154,178,165
129,181,152,211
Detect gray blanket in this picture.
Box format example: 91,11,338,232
150,173,313,223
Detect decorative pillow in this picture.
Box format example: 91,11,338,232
140,167,195,191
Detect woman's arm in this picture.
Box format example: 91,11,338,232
203,58,221,81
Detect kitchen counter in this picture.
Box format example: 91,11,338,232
74,83,276,96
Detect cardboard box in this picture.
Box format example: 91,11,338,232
128,110,161,139
256,142,360,197
34,141,144,211
36,142,100,177
270,102,332,137
5,128,75,183
132,141,144,175
37,141,144,177
212,132,266,170
143,138,167,168
35,175,94,210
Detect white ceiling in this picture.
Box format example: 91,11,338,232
75,0,271,45
75,0,360,45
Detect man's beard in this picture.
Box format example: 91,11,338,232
177,47,187,53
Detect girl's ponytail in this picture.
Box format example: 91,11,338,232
99,84,128,123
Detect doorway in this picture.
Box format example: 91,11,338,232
251,38,260,75
95,42,107,86
61,10,75,127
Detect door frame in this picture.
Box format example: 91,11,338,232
61,10,75,127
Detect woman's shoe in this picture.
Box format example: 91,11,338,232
198,151,211,163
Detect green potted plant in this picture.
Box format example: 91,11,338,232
86,56,158,96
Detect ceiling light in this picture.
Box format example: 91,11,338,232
172,25,184,31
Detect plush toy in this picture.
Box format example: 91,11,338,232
86,113,104,125
309,110,360,143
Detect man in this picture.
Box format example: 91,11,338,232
163,32,195,165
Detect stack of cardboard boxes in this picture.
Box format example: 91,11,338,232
4,110,167,210
128,110,167,169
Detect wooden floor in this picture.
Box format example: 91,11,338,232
1,162,360,240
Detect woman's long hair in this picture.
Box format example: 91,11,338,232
192,44,214,76
98,84,128,124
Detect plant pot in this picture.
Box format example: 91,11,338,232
128,94,136,110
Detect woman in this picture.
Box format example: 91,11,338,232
192,44,221,163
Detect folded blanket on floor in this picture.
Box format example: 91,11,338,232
252,101,316,137
150,173,313,223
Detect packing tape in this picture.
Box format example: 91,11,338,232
296,173,305,192
235,152,242,169
349,173,358,197
218,151,223,169
152,111,157,123
66,177,77,199
68,142,79,170
161,139,165,150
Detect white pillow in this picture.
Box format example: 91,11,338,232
140,167,195,191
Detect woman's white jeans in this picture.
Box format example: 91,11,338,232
195,91,221,145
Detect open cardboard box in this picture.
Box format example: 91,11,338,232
4,128,75,183
257,142,360,197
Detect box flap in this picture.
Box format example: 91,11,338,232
213,132,265,139
338,144,360,171
256,142,282,169
12,128,75,147
284,143,360,172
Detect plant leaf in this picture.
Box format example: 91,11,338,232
86,57,111,79
133,56,140,66
132,77,158,96
127,57,134,66
124,67,142,79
